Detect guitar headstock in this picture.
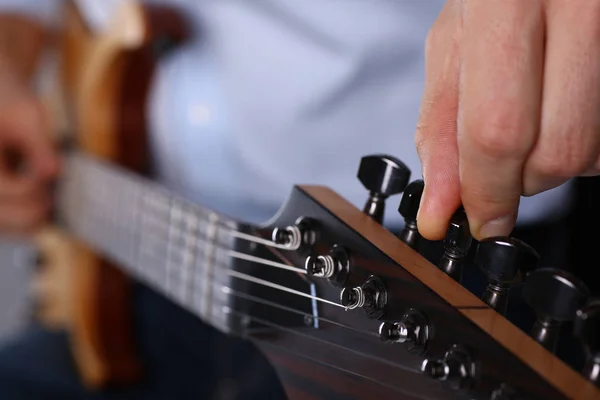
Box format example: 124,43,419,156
252,154,600,400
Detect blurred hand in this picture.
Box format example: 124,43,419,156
0,73,59,235
415,0,600,241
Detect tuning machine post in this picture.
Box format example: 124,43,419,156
397,179,424,249
340,275,387,319
271,217,317,252
379,309,430,355
475,236,540,315
523,268,589,353
421,344,477,394
357,154,411,224
304,245,350,287
438,208,472,282
573,300,600,387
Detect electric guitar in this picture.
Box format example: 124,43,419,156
34,2,600,399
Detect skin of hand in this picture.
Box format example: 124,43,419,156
415,0,600,241
0,72,59,236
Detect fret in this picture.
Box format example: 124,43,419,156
199,212,219,321
207,249,239,334
165,200,180,296
139,191,171,289
179,207,199,307
59,152,243,334
124,183,143,269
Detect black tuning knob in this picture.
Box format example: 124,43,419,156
475,236,540,315
358,154,411,224
378,309,430,354
523,268,590,353
421,344,476,394
398,179,424,249
573,300,600,386
438,208,472,282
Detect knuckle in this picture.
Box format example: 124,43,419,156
414,125,428,152
463,109,533,158
414,126,436,159
533,128,595,177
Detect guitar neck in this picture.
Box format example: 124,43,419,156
57,151,244,332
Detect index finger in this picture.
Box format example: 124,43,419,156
457,1,544,239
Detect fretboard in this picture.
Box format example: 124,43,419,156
57,151,244,332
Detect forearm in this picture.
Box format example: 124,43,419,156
0,14,48,82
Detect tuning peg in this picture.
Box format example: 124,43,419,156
357,154,411,223
475,236,540,315
437,208,472,282
271,217,316,251
397,179,424,249
523,268,589,353
573,300,600,386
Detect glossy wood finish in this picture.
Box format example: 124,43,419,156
247,184,598,400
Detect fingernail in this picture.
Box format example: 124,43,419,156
479,214,516,239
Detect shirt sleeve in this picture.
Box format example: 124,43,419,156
0,0,62,26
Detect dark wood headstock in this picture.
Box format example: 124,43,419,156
223,184,600,400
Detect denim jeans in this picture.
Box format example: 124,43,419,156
0,282,287,400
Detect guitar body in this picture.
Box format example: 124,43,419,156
34,1,187,388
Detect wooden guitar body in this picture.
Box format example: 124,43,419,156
34,1,187,388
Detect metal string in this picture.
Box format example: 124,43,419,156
226,270,343,308
61,151,363,319
123,245,384,338
134,244,345,311
63,152,294,248
217,285,378,338
224,308,431,394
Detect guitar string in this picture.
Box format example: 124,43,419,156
79,181,309,253
70,189,309,276
62,155,439,379
67,207,350,311
215,285,379,338
224,308,429,387
62,230,424,388
63,153,389,314
122,250,379,338
132,242,345,309
140,274,424,378
65,151,347,252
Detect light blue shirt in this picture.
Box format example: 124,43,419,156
1,0,574,229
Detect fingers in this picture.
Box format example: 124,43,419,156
522,1,600,195
0,87,57,237
0,92,58,200
0,94,59,181
0,190,51,235
415,0,463,240
457,1,545,239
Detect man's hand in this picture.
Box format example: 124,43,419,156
0,77,58,235
415,0,600,240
